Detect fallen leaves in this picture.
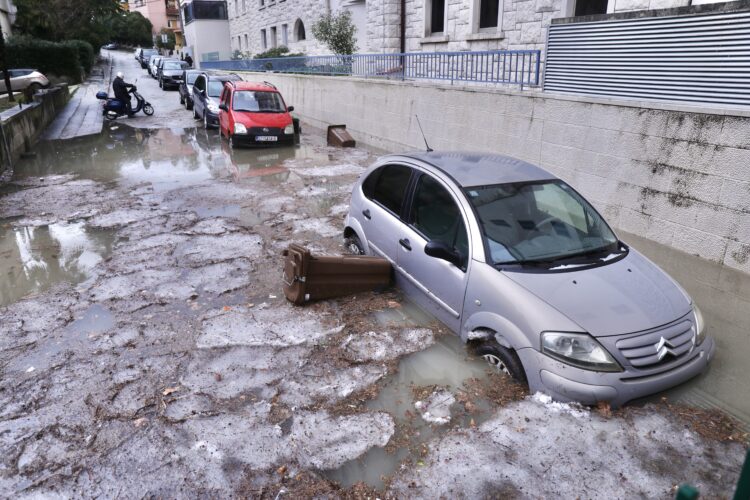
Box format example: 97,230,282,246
162,386,180,396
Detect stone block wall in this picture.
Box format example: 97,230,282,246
370,0,563,55
254,72,750,274
227,0,329,56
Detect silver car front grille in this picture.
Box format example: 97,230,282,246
616,320,695,369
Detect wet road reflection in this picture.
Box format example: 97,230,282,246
0,221,114,306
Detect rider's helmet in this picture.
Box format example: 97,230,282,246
116,71,124,79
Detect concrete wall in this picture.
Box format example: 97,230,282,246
256,73,750,274
0,87,70,176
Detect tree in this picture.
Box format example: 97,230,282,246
155,28,175,51
13,0,120,49
105,11,153,47
311,10,358,56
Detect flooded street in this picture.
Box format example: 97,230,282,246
0,112,747,497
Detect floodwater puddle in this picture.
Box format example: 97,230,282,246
325,334,498,490
194,205,263,227
625,232,750,429
12,303,115,373
0,220,115,306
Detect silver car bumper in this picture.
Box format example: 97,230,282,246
519,337,715,407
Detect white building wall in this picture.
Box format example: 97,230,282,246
225,0,737,57
185,19,234,63
0,0,16,38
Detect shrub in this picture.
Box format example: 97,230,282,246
7,35,84,83
64,40,95,74
253,46,304,59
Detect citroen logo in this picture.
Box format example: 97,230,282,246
262,127,269,133
654,336,677,361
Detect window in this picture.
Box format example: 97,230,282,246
282,24,288,45
465,180,619,265
234,0,238,16
237,35,242,49
232,91,285,112
194,75,205,92
429,0,445,34
242,0,247,11
244,34,249,49
260,0,265,7
369,165,412,215
207,79,227,97
479,0,499,28
270,26,277,48
183,0,228,24
574,0,608,15
220,87,230,107
261,29,267,49
411,175,468,265
295,19,306,41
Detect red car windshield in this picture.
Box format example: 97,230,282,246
232,91,285,113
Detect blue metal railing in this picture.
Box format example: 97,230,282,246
202,50,541,88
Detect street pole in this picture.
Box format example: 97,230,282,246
0,29,15,102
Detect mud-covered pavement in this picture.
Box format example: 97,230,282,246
1,97,748,495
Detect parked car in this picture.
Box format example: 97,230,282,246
0,69,49,93
179,70,201,109
191,72,242,129
148,55,163,78
139,49,158,69
103,42,118,50
217,81,296,148
157,59,189,89
344,152,714,407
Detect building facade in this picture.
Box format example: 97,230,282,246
227,0,733,56
180,0,233,64
130,0,184,47
0,0,16,38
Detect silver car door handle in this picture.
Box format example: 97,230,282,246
399,238,412,251
362,209,371,220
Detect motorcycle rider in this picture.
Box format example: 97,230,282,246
112,71,135,117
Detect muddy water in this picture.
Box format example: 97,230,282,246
622,232,750,427
326,301,501,490
0,220,115,305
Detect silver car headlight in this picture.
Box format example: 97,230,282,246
693,304,706,345
234,123,247,134
207,102,219,113
541,332,622,372
284,123,294,134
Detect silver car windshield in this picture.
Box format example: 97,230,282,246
465,180,620,266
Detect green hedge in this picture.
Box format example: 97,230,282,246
7,36,94,83
64,40,95,74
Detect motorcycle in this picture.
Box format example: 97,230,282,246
96,86,154,120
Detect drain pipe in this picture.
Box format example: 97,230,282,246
400,0,406,54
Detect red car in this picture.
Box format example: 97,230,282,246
218,81,296,148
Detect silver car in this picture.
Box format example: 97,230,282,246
344,152,714,407
0,69,49,93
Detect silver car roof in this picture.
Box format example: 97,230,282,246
398,151,557,187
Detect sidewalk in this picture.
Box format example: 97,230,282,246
41,52,112,141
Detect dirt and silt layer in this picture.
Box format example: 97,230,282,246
0,125,745,498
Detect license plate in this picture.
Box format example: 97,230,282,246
256,136,277,142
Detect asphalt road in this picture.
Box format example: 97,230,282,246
44,49,200,140
109,48,199,130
